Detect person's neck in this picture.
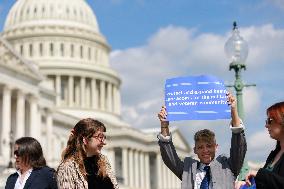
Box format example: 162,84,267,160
86,153,99,157
19,167,32,175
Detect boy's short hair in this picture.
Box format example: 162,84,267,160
194,129,216,144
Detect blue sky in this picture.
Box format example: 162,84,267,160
1,0,284,162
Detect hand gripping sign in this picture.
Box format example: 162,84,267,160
240,178,256,189
165,75,231,121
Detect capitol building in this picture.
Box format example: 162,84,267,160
0,0,191,188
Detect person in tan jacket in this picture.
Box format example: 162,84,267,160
57,118,119,189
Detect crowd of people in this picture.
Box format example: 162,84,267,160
4,94,284,189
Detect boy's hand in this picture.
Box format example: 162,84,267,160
227,92,237,109
234,181,246,189
245,170,257,186
158,106,169,126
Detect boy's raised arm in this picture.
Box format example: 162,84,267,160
227,92,241,127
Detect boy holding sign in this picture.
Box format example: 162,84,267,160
157,93,246,189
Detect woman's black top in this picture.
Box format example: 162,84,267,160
255,147,284,189
84,155,114,189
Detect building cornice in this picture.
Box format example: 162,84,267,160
2,24,111,51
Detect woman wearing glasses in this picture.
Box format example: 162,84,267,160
57,118,119,189
236,102,284,189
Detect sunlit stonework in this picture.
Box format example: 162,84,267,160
0,0,191,188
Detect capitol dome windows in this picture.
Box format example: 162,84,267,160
20,45,23,56
39,43,43,56
80,45,83,59
60,43,65,57
34,7,37,16
50,43,54,56
29,44,33,57
42,6,45,16
66,7,70,18
70,44,74,57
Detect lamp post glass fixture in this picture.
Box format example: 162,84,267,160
224,21,255,121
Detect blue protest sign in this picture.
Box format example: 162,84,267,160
165,75,231,121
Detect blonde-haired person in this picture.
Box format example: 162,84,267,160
236,102,284,189
57,118,119,189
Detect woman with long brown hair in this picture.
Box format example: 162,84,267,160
57,118,119,189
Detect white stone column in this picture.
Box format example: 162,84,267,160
55,41,60,57
171,170,176,189
145,153,150,189
68,76,74,107
134,150,139,188
122,148,129,186
37,108,43,145
107,148,115,171
55,75,61,106
80,77,86,108
99,80,105,110
15,90,25,139
176,174,181,188
91,78,98,109
157,153,163,189
24,43,29,58
29,96,38,139
34,42,39,57
113,86,117,113
162,161,167,189
1,86,11,159
116,87,121,115
107,82,112,112
46,110,53,162
140,151,145,188
74,78,80,106
129,149,134,187
167,165,171,189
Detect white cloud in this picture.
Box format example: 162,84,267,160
243,87,261,116
267,0,284,10
247,129,275,160
110,24,284,161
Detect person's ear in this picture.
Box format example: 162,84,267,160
193,147,197,154
83,137,88,145
215,144,219,151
